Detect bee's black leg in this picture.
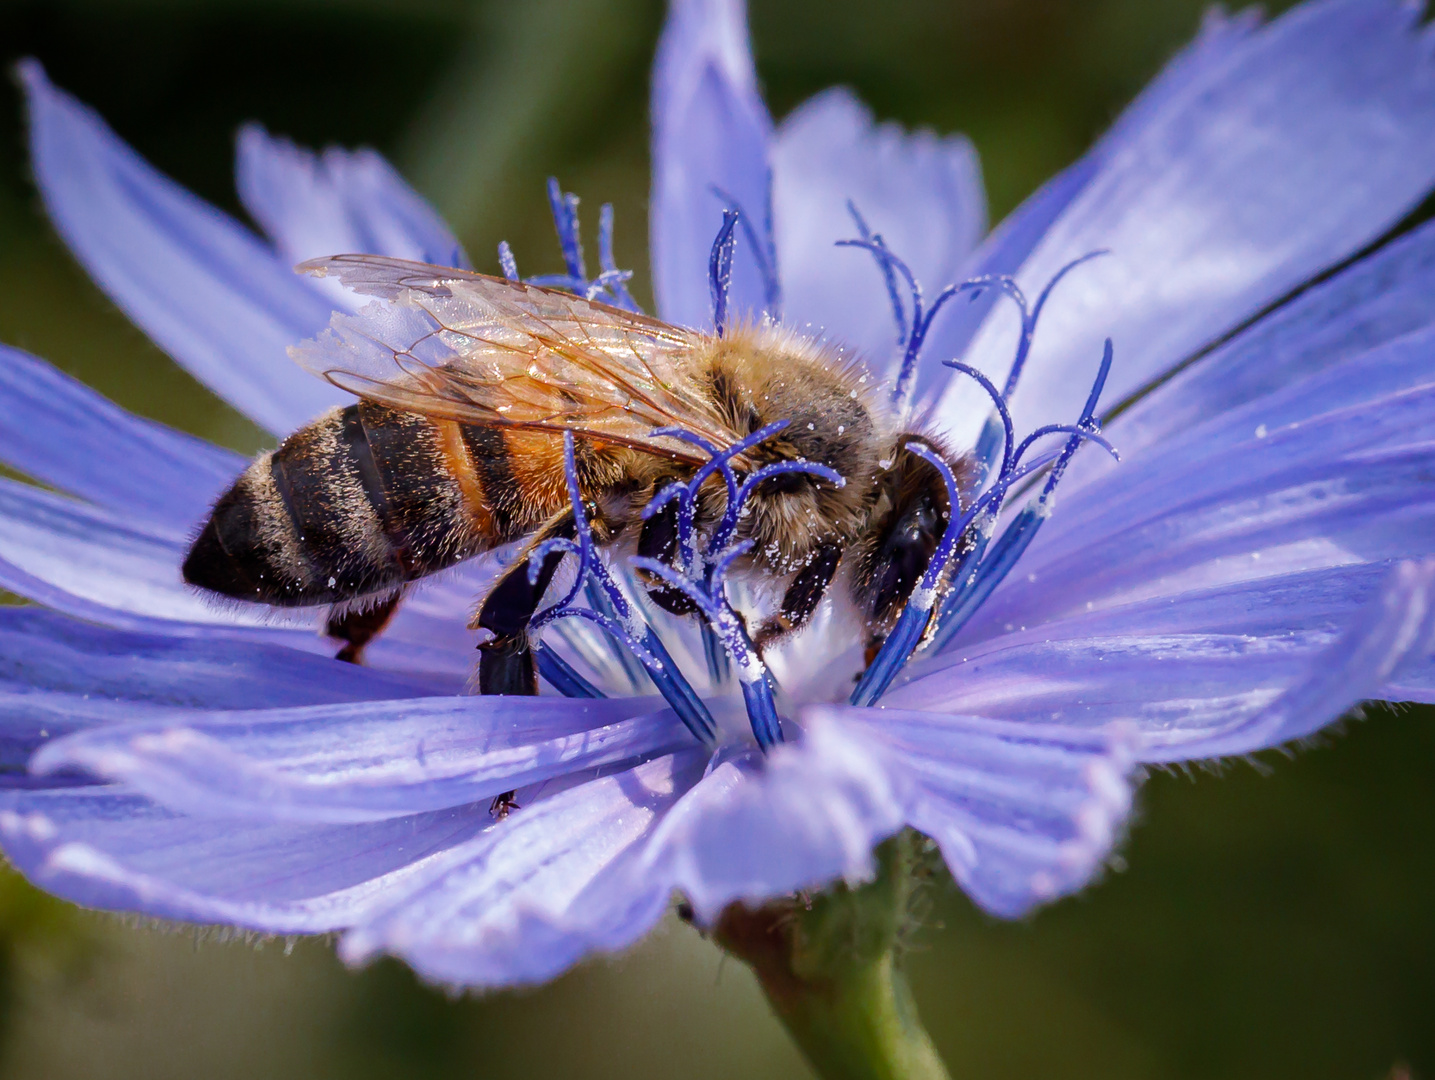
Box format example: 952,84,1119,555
477,636,539,695
474,516,578,817
472,513,577,696
489,790,521,819
754,543,842,653
635,499,699,615
327,589,403,664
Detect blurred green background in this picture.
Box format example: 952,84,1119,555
0,0,1431,1077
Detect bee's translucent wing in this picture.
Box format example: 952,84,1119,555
290,255,739,463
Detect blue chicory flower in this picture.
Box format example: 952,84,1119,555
0,0,1432,990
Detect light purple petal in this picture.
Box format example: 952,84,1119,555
650,0,773,328
770,87,984,368
928,0,1435,445
0,477,342,648
0,478,275,627
809,706,1138,918
0,607,433,709
0,477,472,681
896,567,1382,737
33,697,692,823
235,125,469,271
890,561,1435,761
1005,435,1434,632
19,60,346,434
0,786,493,932
0,609,438,790
909,8,1263,409
1143,558,1435,759
340,752,707,988
0,345,241,533
641,722,906,923
969,333,1435,640
1064,216,1435,498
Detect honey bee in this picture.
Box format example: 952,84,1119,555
183,255,968,692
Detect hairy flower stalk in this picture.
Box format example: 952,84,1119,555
712,834,950,1080
3,3,1435,1079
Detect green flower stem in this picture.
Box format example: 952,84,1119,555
711,831,951,1080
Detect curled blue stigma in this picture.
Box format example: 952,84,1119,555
960,251,1108,480
838,201,1106,440
496,178,640,312
708,208,739,337
837,203,969,416
641,422,844,750
851,339,1118,706
927,338,1116,654
709,177,782,320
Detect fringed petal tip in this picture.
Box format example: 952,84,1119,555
16,59,345,435
1032,724,1140,906
644,722,908,925
650,0,774,329
806,707,1143,920
235,123,470,271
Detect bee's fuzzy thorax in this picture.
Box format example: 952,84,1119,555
690,321,889,574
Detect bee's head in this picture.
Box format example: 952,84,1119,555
705,329,884,571
850,436,972,636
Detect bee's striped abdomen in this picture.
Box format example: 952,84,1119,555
186,403,503,605
183,398,633,607
352,401,492,572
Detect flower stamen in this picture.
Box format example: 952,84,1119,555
927,338,1117,653
851,343,1117,704
632,542,782,750
639,420,843,748
837,203,971,416
839,202,1106,467
709,179,782,319
708,208,739,337
496,177,640,311
528,432,718,746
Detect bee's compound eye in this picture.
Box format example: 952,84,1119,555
863,491,945,628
